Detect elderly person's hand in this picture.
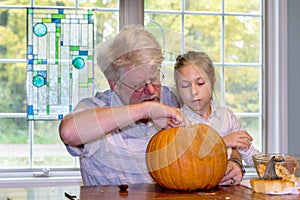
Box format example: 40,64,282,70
146,102,191,129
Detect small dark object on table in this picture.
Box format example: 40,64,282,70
118,184,129,196
118,184,129,191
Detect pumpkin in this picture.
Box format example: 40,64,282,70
146,123,228,191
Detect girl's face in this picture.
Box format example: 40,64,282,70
176,64,212,115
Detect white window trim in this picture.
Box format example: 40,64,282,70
0,0,286,186
265,0,288,153
0,168,82,188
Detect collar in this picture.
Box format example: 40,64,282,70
182,100,217,119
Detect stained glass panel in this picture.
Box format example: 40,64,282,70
26,8,94,120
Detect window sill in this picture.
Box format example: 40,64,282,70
0,168,83,188
244,170,259,179
0,176,83,188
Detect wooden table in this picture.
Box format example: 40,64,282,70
1,183,300,200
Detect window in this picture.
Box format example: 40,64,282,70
1,0,269,186
144,0,263,154
0,0,119,186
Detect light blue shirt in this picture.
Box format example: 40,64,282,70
65,86,179,186
181,102,259,166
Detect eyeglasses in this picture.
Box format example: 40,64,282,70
119,70,165,92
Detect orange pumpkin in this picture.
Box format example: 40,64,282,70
146,123,228,191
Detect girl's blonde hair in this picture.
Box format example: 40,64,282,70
95,24,163,82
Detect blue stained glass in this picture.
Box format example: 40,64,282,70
27,8,94,120
27,105,34,115
38,70,47,77
28,45,33,54
52,18,61,23
73,57,85,69
42,59,47,64
33,23,47,37
28,59,33,64
88,15,93,24
79,51,88,56
33,75,46,87
27,65,33,71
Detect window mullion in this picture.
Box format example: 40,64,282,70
220,0,225,106
29,121,34,167
119,0,144,29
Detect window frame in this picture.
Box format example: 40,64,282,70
0,0,286,186
264,0,288,153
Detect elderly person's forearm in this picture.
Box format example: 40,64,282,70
59,104,147,146
59,102,185,146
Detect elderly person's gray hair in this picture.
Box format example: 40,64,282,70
95,24,163,82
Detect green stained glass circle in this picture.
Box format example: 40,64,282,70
33,23,47,37
33,75,45,87
73,57,85,69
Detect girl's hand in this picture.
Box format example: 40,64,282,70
223,131,253,150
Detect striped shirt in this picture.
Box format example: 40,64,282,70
65,86,179,186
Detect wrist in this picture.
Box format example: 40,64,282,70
135,102,151,120
229,158,246,177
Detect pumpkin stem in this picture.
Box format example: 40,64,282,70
260,156,284,180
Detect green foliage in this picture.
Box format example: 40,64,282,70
0,0,262,167
225,67,260,113
0,118,28,144
0,63,27,113
145,0,180,10
0,153,77,167
225,0,261,13
34,121,62,144
0,0,30,6
0,9,27,58
0,156,29,167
